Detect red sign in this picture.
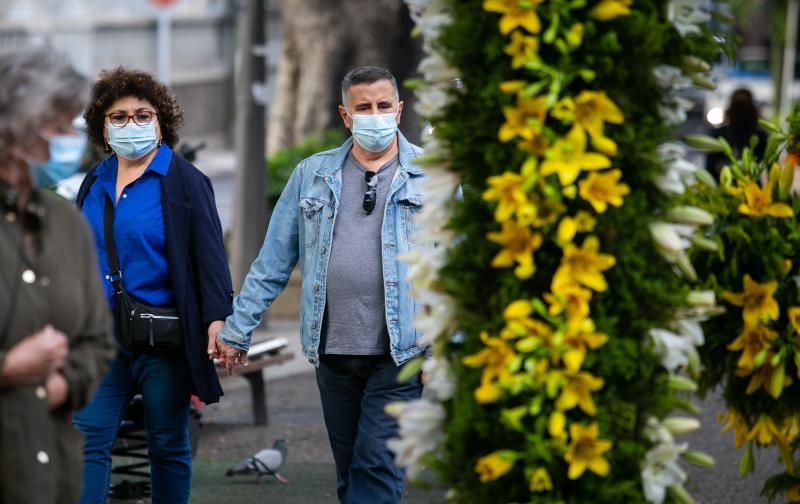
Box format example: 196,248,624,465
150,0,178,7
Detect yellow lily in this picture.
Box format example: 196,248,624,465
557,235,616,292
529,467,553,492
500,299,552,346
721,274,780,326
719,410,749,449
540,127,612,186
789,307,800,334
475,450,517,482
562,318,609,372
747,415,786,446
499,95,548,143
578,169,630,213
487,221,543,279
504,31,539,69
736,180,794,219
463,331,517,404
546,279,592,321
589,0,632,21
564,422,613,479
556,370,604,415
727,324,777,371
737,359,790,398
483,171,534,223
483,0,545,35
553,91,624,155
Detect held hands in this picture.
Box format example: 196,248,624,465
0,324,68,386
207,321,248,376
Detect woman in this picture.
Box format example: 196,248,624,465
73,67,233,504
0,49,115,504
705,87,768,178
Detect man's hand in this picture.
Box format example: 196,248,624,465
0,325,68,386
45,372,69,411
216,337,248,376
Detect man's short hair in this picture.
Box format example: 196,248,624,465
340,66,399,105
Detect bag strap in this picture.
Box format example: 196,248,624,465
103,196,124,295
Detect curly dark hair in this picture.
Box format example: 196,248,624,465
84,67,183,151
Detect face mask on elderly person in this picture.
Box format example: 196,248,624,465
30,133,87,187
107,120,159,160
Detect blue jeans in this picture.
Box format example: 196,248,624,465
316,354,423,504
73,349,192,504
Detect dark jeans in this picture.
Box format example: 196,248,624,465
72,349,192,504
316,354,423,504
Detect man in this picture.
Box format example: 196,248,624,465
212,66,426,503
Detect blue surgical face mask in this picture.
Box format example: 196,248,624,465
348,110,398,152
107,121,159,160
30,134,87,187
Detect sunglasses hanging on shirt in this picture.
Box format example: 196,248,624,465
363,171,377,215
0,180,45,235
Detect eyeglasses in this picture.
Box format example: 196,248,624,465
106,110,158,127
363,171,377,215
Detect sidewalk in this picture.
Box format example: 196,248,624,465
190,318,444,503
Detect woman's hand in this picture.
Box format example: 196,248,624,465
0,325,68,386
45,372,69,411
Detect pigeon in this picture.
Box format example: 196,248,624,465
226,439,289,484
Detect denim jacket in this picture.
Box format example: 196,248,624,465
218,132,427,365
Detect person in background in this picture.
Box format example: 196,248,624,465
705,87,768,178
73,67,233,504
0,48,115,504
213,66,426,503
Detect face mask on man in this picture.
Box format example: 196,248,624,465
30,133,87,187
348,111,398,152
107,121,159,160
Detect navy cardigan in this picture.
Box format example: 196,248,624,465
76,153,232,404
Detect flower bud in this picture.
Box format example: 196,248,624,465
663,416,701,436
667,206,714,225
683,450,715,468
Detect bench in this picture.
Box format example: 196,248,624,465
216,336,294,426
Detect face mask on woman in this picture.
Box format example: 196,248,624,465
107,121,158,160
30,133,87,187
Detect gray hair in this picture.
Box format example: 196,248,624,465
340,66,399,106
0,48,88,160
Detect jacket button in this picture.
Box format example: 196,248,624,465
37,451,49,464
35,386,47,400
321,247,326,254
328,212,333,219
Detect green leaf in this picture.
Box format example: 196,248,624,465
397,356,424,382
684,134,726,152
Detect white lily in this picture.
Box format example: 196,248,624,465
386,399,447,479
667,0,711,37
659,94,695,125
419,52,460,83
415,85,454,118
649,328,695,373
653,65,692,91
641,440,689,504
649,221,698,280
422,355,456,400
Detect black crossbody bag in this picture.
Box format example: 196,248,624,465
104,197,182,353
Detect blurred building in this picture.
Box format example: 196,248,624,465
0,0,282,146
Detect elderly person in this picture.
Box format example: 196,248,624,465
214,66,426,503
0,49,115,504
73,67,232,504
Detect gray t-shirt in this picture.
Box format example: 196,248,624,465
321,151,400,355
